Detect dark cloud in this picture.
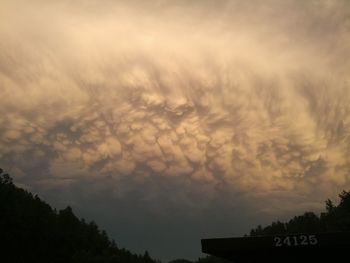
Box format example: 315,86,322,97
1,0,350,261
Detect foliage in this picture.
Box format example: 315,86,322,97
192,190,350,263
3,167,350,263
250,190,350,236
0,168,160,263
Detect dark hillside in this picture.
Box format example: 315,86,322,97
250,190,350,236
0,168,160,263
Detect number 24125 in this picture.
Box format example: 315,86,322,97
273,235,318,247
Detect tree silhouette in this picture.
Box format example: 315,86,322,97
3,167,350,263
250,190,350,236
196,190,350,263
0,168,161,263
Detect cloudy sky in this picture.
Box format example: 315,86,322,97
1,0,350,261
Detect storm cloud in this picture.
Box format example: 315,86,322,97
1,0,350,260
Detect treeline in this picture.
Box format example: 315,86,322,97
173,190,350,263
2,166,350,263
0,168,160,263
250,191,350,236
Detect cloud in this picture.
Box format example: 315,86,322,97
1,0,350,260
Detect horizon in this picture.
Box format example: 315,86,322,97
2,169,349,263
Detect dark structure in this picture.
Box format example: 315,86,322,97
201,232,350,263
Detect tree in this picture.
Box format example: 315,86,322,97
249,190,350,236
325,199,334,213
0,168,160,263
0,168,13,185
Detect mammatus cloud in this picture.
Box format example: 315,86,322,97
1,0,350,260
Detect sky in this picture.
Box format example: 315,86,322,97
1,0,350,261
